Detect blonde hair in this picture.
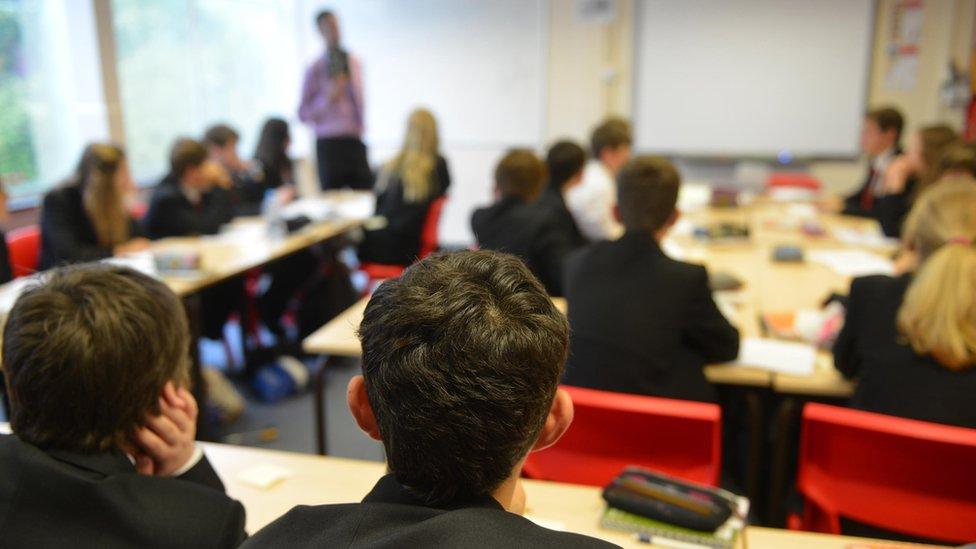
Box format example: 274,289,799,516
897,178,976,370
77,144,130,247
382,109,439,203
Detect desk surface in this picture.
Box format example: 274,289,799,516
202,441,941,548
304,198,883,395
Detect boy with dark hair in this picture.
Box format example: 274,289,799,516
563,156,739,402
842,107,905,218
565,117,633,242
540,139,588,249
244,250,612,548
0,265,246,548
472,149,574,295
144,137,235,240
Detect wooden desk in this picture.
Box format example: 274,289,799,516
303,296,771,388
201,441,942,548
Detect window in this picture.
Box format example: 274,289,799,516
111,0,303,181
0,0,108,203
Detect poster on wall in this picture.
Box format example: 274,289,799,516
884,0,924,91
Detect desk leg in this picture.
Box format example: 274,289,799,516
314,355,339,456
767,397,800,526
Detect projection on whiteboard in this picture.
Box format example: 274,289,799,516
633,0,874,158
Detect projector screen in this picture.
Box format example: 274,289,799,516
633,0,875,158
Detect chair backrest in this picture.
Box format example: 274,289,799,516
523,385,722,487
7,225,41,279
796,403,976,543
418,197,446,259
766,172,822,191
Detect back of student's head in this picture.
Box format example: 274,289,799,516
358,250,568,504
494,149,547,202
3,265,190,452
170,138,208,179
616,155,681,233
898,179,976,371
915,124,958,193
546,140,586,192
865,107,905,143
253,118,292,176
934,141,976,182
74,143,131,247
385,108,439,203
590,117,632,158
203,124,240,148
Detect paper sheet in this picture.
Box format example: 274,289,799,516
734,338,816,376
237,463,294,490
808,250,894,277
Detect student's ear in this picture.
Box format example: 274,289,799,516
666,209,680,229
347,375,382,441
530,388,574,452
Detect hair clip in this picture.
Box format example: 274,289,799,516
948,236,972,245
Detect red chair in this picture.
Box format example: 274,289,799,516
766,172,822,192
360,196,447,287
523,385,722,487
790,403,976,543
7,225,41,279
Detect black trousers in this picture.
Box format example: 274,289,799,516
316,136,373,191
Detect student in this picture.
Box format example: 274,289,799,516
565,117,633,242
204,123,267,216
253,118,298,196
840,107,905,232
563,156,739,402
358,108,451,266
39,144,149,271
834,179,976,428
0,265,246,547
930,140,976,183
298,10,372,190
144,138,235,240
539,140,588,249
0,176,11,283
145,138,239,341
472,149,572,296
244,251,613,548
878,124,957,236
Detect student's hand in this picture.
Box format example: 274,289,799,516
884,155,915,195
134,382,199,477
113,238,151,256
816,196,843,214
273,185,297,207
202,161,232,189
893,247,919,275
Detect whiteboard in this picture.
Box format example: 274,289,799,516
633,0,874,158
300,0,548,148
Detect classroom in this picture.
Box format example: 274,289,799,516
1,0,975,547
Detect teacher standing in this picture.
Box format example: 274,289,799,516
299,10,373,190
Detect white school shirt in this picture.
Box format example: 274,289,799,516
565,160,625,242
